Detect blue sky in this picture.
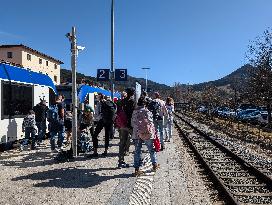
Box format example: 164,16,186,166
1,0,272,86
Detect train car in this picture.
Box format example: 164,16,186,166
0,62,56,149
57,84,121,112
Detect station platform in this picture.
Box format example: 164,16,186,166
0,129,195,205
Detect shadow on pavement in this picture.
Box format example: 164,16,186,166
11,167,132,188
0,151,57,168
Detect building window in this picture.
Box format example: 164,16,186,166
54,75,57,82
54,64,57,69
7,52,13,58
39,58,42,64
46,61,48,66
27,54,31,61
2,81,33,118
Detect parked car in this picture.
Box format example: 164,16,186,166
236,109,258,121
216,107,236,117
197,106,208,113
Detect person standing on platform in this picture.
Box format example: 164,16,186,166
100,96,116,156
164,97,174,142
117,88,135,168
89,93,104,157
33,99,48,144
48,95,66,152
148,92,167,151
131,97,159,176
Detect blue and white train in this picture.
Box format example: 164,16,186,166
0,62,56,149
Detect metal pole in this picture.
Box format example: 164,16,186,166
110,0,115,99
142,67,150,92
71,27,78,157
145,69,148,92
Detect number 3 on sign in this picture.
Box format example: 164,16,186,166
97,69,110,81
119,70,126,79
115,69,127,81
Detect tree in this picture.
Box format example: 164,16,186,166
246,29,272,126
171,82,184,102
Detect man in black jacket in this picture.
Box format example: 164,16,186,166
117,88,135,168
33,99,48,144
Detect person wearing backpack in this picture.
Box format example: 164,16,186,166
131,97,159,176
148,92,167,151
164,97,175,142
21,110,38,150
88,93,116,158
100,96,116,156
48,95,66,152
117,88,135,168
33,99,48,144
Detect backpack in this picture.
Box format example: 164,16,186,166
78,130,92,153
101,101,116,122
135,109,154,140
54,148,74,162
47,104,59,123
148,100,162,121
115,103,128,128
166,105,173,119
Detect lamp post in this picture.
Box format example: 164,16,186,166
66,27,85,157
142,67,150,92
66,27,78,157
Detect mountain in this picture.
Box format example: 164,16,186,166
192,64,254,91
60,68,172,96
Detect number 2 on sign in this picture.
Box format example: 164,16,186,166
99,70,106,78
119,69,126,79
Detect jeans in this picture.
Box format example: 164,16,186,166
23,127,36,149
133,139,157,169
154,119,164,146
36,121,46,143
165,118,173,140
50,124,65,150
118,128,131,163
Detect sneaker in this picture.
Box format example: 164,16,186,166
51,149,58,153
160,145,165,151
118,162,130,168
133,169,144,177
152,163,160,172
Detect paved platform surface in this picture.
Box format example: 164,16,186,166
0,128,210,205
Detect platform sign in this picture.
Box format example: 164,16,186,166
115,69,127,81
97,69,110,81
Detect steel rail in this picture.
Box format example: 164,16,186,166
174,112,272,205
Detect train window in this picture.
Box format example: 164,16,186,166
1,81,33,118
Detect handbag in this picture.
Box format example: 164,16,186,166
153,132,161,152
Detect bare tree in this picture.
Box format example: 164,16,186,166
246,29,272,126
171,82,184,102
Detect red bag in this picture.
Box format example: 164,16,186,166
153,133,161,152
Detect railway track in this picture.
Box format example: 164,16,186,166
174,113,272,205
